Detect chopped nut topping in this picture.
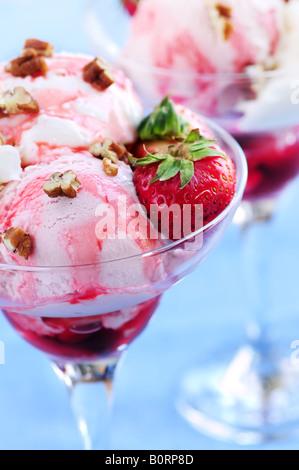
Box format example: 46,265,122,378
0,133,5,145
89,139,131,175
1,227,32,260
223,21,234,40
83,57,115,91
0,87,39,118
89,139,127,164
23,39,54,57
43,170,81,198
5,49,48,77
103,158,119,177
215,3,232,19
206,1,234,41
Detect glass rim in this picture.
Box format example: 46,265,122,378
115,55,299,82
0,116,247,273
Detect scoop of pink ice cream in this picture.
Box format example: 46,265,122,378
0,152,160,266
0,53,143,167
122,0,283,74
0,152,164,311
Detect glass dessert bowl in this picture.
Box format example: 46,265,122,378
0,38,247,449
0,119,247,449
85,0,299,444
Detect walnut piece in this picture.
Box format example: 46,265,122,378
23,39,54,57
5,49,48,77
215,4,232,19
89,139,127,164
89,139,131,176
223,22,234,41
83,57,115,91
1,227,32,260
103,158,119,177
43,170,81,198
206,1,234,41
0,87,39,118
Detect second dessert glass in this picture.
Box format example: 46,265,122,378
85,0,299,444
0,117,247,450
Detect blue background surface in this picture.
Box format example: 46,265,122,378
0,0,299,450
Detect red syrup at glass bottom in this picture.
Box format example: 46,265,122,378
3,296,161,362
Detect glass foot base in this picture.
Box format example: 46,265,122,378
177,347,299,445
53,357,121,450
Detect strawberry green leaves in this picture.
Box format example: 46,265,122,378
183,129,227,162
179,160,194,188
138,96,189,141
136,154,194,189
131,129,228,189
150,157,182,184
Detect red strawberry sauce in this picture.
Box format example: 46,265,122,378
3,296,161,362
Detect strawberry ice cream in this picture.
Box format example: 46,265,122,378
0,152,163,314
0,53,143,167
116,0,299,134
122,0,282,75
0,152,159,268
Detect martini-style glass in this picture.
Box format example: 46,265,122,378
85,0,299,444
0,117,247,450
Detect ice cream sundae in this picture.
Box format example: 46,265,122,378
0,40,239,362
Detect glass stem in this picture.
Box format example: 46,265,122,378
52,355,122,450
237,198,278,353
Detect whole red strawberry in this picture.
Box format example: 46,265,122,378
131,97,236,240
121,0,139,15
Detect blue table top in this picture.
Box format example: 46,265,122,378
0,0,299,451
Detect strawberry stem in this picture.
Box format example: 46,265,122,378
137,96,189,141
132,129,228,189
